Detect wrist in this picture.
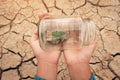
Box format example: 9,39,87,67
36,58,59,66
68,62,90,69
37,61,58,68
66,58,90,66
36,61,58,80
67,63,92,80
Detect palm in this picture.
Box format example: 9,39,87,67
64,43,96,64
31,39,61,64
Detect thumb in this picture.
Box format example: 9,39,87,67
31,29,38,42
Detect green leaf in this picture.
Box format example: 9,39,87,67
52,31,66,40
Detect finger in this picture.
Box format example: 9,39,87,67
34,29,38,35
31,29,38,42
38,12,50,19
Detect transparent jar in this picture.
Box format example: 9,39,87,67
38,17,96,51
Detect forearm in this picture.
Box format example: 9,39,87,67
67,63,91,80
37,62,57,80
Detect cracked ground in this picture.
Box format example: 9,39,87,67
0,0,120,80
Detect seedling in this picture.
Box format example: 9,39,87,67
52,31,66,40
46,30,67,44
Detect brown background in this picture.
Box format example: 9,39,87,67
0,0,120,80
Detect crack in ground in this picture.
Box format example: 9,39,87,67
71,0,87,15
0,68,2,80
87,0,114,7
41,0,50,12
0,7,22,36
108,59,120,79
21,76,34,80
22,34,31,44
54,0,67,15
3,47,17,55
99,26,108,53
1,47,36,79
111,53,120,57
91,66,104,80
112,76,119,80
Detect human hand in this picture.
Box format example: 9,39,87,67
30,13,61,65
63,42,96,80
63,42,96,65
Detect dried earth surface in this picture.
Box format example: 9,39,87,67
0,0,120,80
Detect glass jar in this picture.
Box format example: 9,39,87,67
38,17,96,51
